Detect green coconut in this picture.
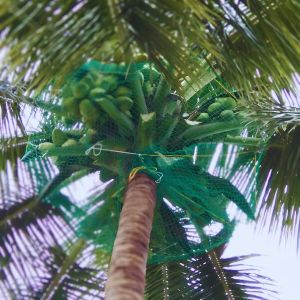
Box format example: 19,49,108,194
79,134,91,144
217,97,237,110
79,99,101,121
124,110,133,118
52,128,68,146
207,102,222,117
72,82,90,99
79,129,98,144
90,88,107,99
62,97,80,118
81,75,95,89
94,73,105,86
99,75,118,92
38,142,55,154
113,86,132,97
220,110,235,121
62,139,78,147
197,112,210,123
105,95,118,104
116,96,134,111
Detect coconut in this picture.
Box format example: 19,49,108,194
62,139,78,147
90,88,106,99
38,142,55,154
207,102,222,117
220,110,235,121
71,82,90,99
52,128,67,146
197,112,210,123
113,86,132,97
116,96,133,111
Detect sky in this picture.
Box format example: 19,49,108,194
225,220,300,300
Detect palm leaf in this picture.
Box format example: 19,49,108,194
238,102,300,133
0,80,52,198
1,1,299,100
258,125,300,248
0,175,108,299
0,197,71,298
146,245,276,300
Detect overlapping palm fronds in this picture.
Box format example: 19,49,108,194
0,1,300,298
0,0,299,100
146,245,276,300
0,157,108,299
233,97,300,247
0,81,30,200
0,176,276,299
0,75,278,299
258,126,300,248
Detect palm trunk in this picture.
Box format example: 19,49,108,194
105,173,156,300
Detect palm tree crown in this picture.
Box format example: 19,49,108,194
1,1,300,299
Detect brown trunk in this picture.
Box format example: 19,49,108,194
105,173,156,300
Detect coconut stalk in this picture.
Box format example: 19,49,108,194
135,112,156,151
105,173,156,300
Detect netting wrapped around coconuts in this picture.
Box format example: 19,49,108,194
23,61,263,264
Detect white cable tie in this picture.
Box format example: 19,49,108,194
150,168,163,183
85,142,103,157
155,172,163,183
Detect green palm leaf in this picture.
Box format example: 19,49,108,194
1,15,298,296
0,172,108,299
258,125,300,247
146,245,276,300
1,1,300,100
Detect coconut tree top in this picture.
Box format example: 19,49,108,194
20,60,258,262
1,1,300,299
0,59,275,298
1,0,300,99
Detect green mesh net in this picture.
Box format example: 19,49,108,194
22,61,264,264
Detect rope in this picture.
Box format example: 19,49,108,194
85,142,261,159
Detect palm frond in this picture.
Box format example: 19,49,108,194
37,240,105,300
145,245,276,300
0,80,43,200
0,81,27,161
258,125,300,249
0,178,108,299
0,199,72,298
239,102,300,133
1,1,299,100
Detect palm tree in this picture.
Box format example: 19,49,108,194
0,1,300,299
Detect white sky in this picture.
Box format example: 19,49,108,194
225,220,300,300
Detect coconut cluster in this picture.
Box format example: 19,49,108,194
36,62,244,182
37,64,165,180
60,66,160,133
197,97,237,123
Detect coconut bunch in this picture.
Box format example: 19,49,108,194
36,62,245,182
36,63,174,180
196,97,237,123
